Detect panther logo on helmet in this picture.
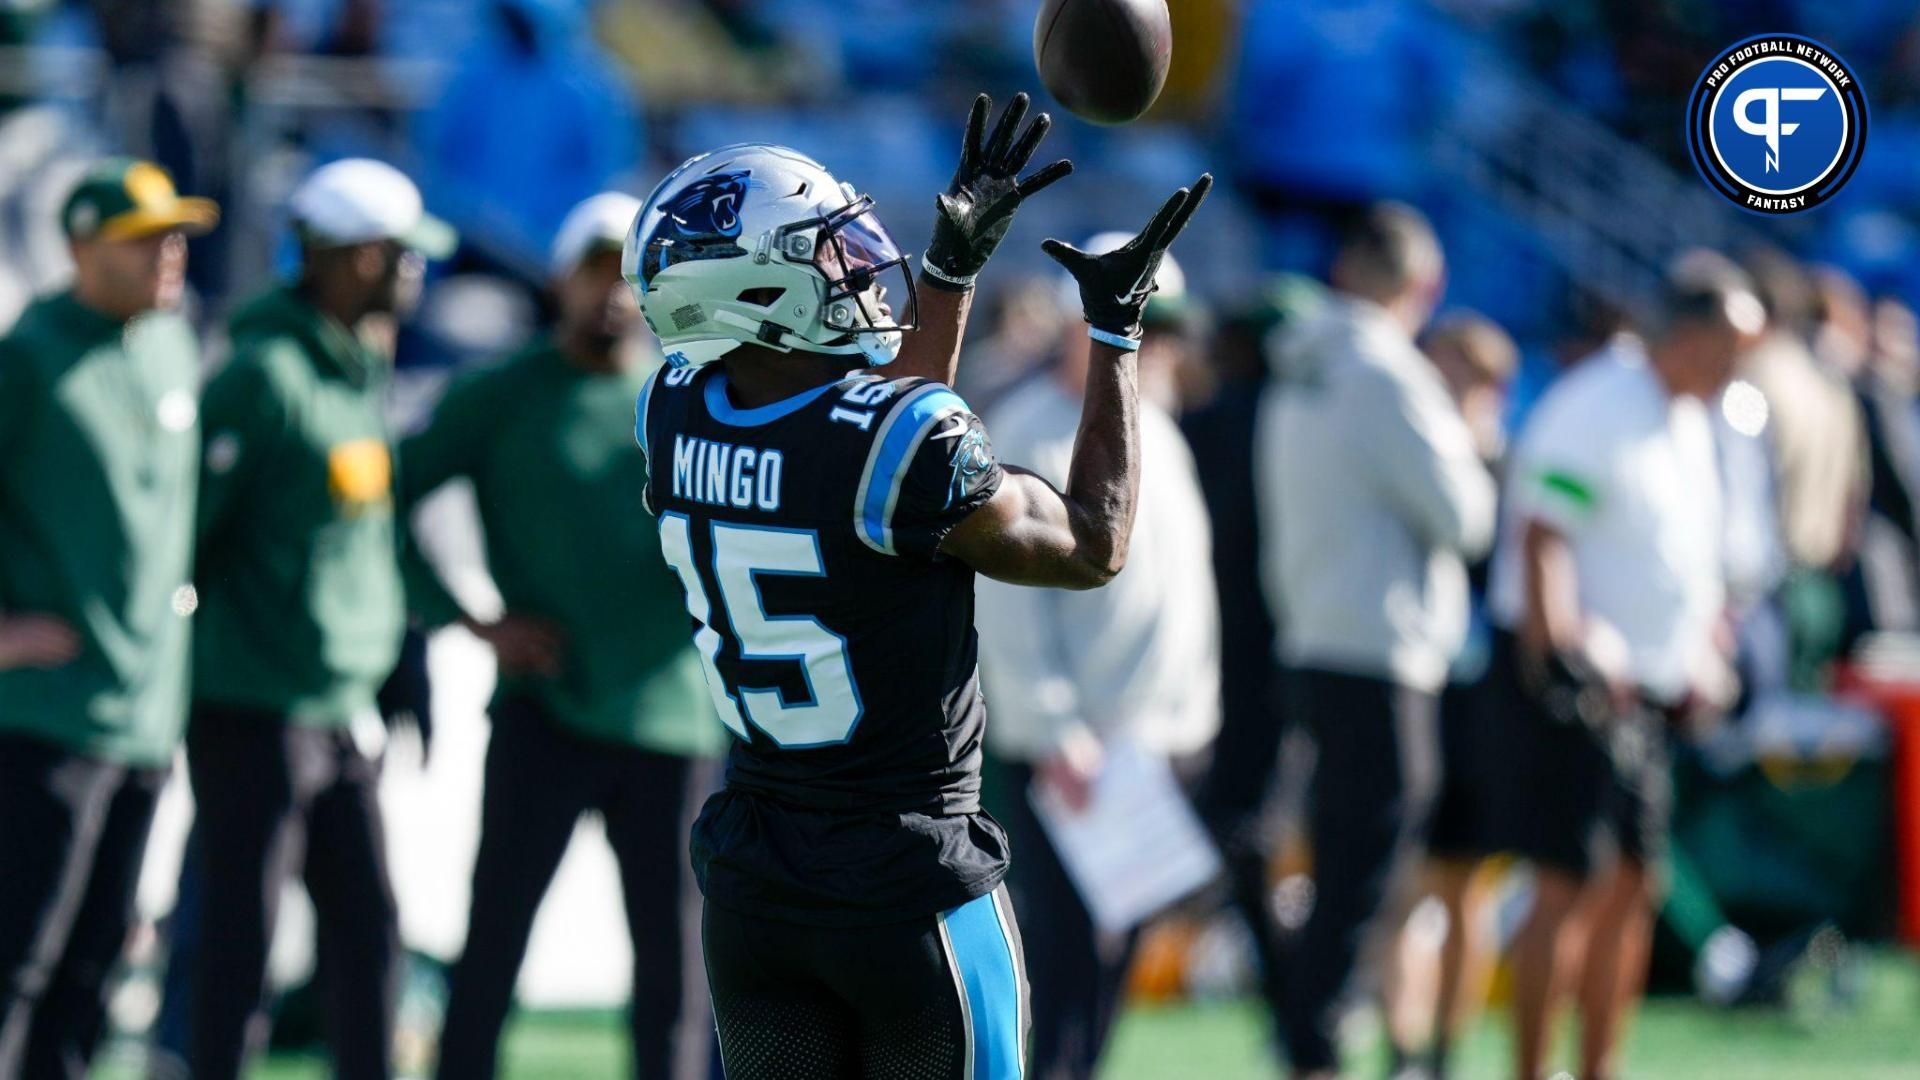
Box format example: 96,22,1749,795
624,144,918,370
637,171,751,291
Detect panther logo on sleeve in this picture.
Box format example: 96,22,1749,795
944,423,995,510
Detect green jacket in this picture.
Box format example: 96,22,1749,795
192,287,404,727
401,340,721,757
0,292,200,766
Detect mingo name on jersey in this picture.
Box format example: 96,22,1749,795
671,435,785,511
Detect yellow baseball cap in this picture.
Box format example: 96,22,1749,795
62,158,220,241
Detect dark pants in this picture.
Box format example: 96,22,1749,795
1482,629,1672,880
185,704,400,1080
1194,671,1290,1042
997,761,1141,1080
703,886,1027,1080
1277,668,1439,1072
148,825,203,1077
0,733,165,1080
436,697,716,1080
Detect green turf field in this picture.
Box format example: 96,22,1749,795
94,950,1920,1079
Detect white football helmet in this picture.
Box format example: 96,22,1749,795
623,143,917,369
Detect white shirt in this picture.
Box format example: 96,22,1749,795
1488,338,1725,702
1258,296,1497,692
975,376,1222,762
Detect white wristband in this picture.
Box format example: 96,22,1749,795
1087,326,1142,351
919,256,976,290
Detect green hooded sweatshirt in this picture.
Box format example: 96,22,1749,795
192,286,404,727
399,340,721,757
0,292,200,766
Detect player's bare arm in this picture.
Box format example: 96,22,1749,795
1520,515,1635,708
892,92,1073,386
1519,517,1583,663
941,173,1212,589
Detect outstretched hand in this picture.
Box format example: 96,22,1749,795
923,92,1074,290
1045,173,1213,341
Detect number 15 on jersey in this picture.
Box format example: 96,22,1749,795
658,513,864,748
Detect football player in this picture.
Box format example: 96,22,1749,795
623,93,1210,1079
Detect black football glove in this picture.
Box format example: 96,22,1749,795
1044,173,1213,344
923,92,1074,291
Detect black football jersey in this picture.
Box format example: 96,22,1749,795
636,361,1008,925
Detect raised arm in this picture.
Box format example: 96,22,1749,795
892,282,975,389
941,174,1213,589
892,92,1072,386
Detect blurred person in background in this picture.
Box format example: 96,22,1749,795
1422,313,1515,470
1186,276,1322,1035
1736,248,1868,580
953,273,1070,411
1228,0,1453,274
1704,253,1812,705
1502,290,1636,434
186,158,455,1080
1809,267,1872,383
1256,203,1495,1079
1383,311,1517,1080
1798,265,1891,649
0,158,215,1080
1847,293,1920,637
248,0,383,56
79,0,237,298
414,0,640,279
403,192,726,1080
976,241,1220,1080
1488,255,1761,1080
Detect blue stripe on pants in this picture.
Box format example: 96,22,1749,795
942,889,1024,1080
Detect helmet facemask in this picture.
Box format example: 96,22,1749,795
782,191,918,367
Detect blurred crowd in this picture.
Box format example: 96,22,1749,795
1,2,1917,1080
10,1,1920,342
963,202,1900,1080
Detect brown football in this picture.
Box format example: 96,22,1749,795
1034,0,1173,125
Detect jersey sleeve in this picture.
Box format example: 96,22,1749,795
1507,391,1608,535
853,382,1003,560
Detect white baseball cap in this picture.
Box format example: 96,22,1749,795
289,158,457,258
550,191,642,277
1056,230,1188,320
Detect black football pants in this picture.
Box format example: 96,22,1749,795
703,884,1029,1080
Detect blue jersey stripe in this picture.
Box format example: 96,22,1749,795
856,385,966,555
633,364,663,460
943,891,1024,1079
